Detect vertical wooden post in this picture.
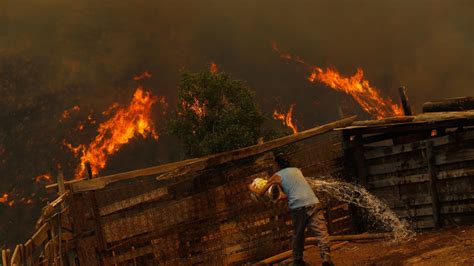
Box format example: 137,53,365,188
426,141,441,228
353,135,368,187
2,248,10,266
398,86,413,116
57,166,66,195
85,161,93,180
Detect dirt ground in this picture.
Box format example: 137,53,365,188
300,225,474,265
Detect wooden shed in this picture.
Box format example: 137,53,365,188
341,110,474,230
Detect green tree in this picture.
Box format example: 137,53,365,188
168,68,265,157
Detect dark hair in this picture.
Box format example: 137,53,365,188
275,153,290,169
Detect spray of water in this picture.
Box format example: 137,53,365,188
306,177,414,242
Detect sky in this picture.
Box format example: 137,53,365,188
1,0,473,245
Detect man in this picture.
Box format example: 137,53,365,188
251,154,334,266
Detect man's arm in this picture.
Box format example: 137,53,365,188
255,174,282,197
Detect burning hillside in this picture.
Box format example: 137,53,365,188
271,42,404,119
65,86,162,179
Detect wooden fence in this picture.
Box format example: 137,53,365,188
3,117,355,265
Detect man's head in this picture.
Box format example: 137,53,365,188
275,153,290,169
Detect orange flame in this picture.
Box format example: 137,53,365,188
34,173,52,183
273,104,298,134
0,193,8,203
181,96,207,119
133,71,152,81
66,87,160,179
209,62,218,74
271,42,403,119
60,105,80,121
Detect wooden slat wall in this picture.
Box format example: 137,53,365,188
66,131,352,265
344,123,474,230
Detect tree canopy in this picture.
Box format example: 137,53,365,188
168,68,265,157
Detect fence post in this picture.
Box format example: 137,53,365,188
425,141,441,228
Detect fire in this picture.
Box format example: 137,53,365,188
0,193,8,203
66,87,160,179
271,42,403,119
181,95,207,119
34,173,52,183
133,70,152,81
273,104,298,134
61,105,80,121
209,62,218,74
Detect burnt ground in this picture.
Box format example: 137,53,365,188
299,225,474,265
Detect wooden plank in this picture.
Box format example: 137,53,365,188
381,194,432,209
439,193,474,202
352,116,415,126
437,166,474,180
10,245,21,266
341,117,474,137
435,147,474,165
368,157,426,176
31,223,50,247
426,141,440,228
365,130,474,160
413,110,474,122
259,245,316,264
70,116,357,193
104,245,155,265
369,173,430,188
423,97,474,112
394,205,433,218
440,203,474,214
99,187,168,216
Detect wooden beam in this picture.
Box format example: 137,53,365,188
259,245,315,264
414,110,474,122
308,232,392,242
98,187,168,216
31,223,50,246
70,116,357,193
426,141,441,228
422,97,474,113
341,116,474,136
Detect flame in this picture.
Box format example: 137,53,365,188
133,71,152,81
209,62,218,74
0,193,8,203
34,173,52,183
60,105,80,121
66,87,160,179
181,95,207,119
273,104,298,134
8,200,15,206
271,42,403,119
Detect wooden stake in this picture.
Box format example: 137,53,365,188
85,161,93,180
2,248,10,266
398,86,412,116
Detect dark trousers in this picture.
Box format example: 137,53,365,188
290,204,331,262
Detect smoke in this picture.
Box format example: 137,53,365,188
0,0,473,245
